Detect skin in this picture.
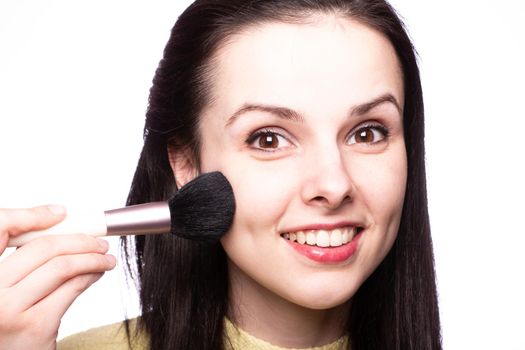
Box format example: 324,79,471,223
0,205,116,350
171,15,407,348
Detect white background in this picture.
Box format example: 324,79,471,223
0,1,524,348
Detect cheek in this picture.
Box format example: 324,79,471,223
201,153,298,234
217,161,298,294
354,143,407,216
231,172,287,232
352,147,407,255
363,164,405,218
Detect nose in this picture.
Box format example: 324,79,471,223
300,147,354,210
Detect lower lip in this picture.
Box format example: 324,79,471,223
285,232,363,263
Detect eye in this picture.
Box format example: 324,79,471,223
246,129,293,151
347,124,389,145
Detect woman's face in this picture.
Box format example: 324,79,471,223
193,16,406,310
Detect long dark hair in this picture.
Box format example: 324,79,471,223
123,1,441,349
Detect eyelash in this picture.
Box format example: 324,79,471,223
346,123,390,145
245,128,292,152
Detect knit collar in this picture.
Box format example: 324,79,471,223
223,318,349,350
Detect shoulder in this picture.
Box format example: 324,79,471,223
57,318,148,350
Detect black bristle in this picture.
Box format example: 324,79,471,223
168,172,235,243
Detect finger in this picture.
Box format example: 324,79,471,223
10,252,116,312
0,205,66,237
29,272,105,322
13,273,105,344
0,233,7,252
0,235,110,289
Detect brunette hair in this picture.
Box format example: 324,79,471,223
123,1,441,349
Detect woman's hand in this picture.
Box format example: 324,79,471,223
0,205,116,350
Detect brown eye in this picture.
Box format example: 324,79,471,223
259,133,279,148
246,129,293,152
355,129,375,143
347,125,388,145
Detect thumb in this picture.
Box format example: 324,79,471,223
0,205,66,253
0,205,66,237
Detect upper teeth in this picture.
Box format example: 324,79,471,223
282,227,357,247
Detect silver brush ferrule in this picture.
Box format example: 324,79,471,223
104,201,171,236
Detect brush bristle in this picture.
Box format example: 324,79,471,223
168,172,235,242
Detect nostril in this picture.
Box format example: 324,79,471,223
309,194,352,209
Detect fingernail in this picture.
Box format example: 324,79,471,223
48,205,66,216
105,254,117,266
97,238,109,250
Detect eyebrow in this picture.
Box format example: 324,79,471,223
350,93,402,117
226,104,304,126
225,93,402,126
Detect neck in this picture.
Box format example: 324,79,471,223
227,261,350,348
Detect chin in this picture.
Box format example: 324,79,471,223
283,282,360,311
298,299,350,311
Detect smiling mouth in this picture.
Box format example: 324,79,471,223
280,227,364,248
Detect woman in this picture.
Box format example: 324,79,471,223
0,0,441,349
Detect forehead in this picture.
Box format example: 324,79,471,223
207,15,404,117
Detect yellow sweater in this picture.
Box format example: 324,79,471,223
57,318,349,350
57,319,147,350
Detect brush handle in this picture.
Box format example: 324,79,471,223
7,202,171,247
7,211,108,247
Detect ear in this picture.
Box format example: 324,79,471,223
167,144,198,188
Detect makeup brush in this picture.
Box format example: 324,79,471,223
7,171,235,247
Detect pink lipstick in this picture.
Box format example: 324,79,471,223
286,232,362,263
281,223,364,263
